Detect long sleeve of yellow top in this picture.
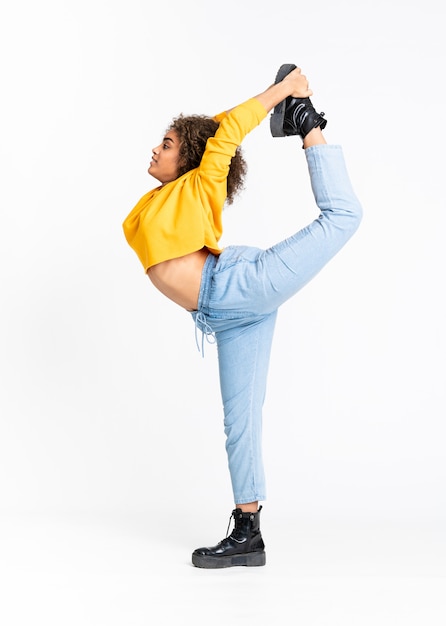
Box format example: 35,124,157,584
122,97,268,271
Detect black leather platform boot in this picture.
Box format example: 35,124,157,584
192,506,266,569
270,63,327,139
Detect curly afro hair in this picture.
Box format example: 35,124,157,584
166,114,247,205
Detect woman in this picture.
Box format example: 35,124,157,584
123,64,362,569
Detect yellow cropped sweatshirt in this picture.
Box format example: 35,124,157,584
122,97,267,271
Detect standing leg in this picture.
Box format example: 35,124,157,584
215,310,278,508
191,311,276,570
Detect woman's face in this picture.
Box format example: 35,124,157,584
148,130,181,184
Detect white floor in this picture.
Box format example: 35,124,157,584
1,512,445,626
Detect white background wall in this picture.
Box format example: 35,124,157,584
1,0,445,526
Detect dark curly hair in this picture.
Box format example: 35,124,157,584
166,114,247,205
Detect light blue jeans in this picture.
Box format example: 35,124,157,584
191,145,363,504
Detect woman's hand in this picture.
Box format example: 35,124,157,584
254,66,313,113
282,67,313,99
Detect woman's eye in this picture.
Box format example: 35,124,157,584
163,143,169,149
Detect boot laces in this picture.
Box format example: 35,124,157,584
225,509,256,538
225,510,236,538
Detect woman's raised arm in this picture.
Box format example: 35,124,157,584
223,66,312,116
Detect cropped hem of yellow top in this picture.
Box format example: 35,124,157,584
122,97,268,271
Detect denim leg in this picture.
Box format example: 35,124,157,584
256,144,363,310
206,145,363,316
215,311,277,504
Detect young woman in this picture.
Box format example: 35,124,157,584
123,64,362,569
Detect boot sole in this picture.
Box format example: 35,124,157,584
192,550,266,569
270,63,297,137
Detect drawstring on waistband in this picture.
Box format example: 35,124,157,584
194,311,216,357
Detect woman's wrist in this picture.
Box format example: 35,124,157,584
254,82,292,113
